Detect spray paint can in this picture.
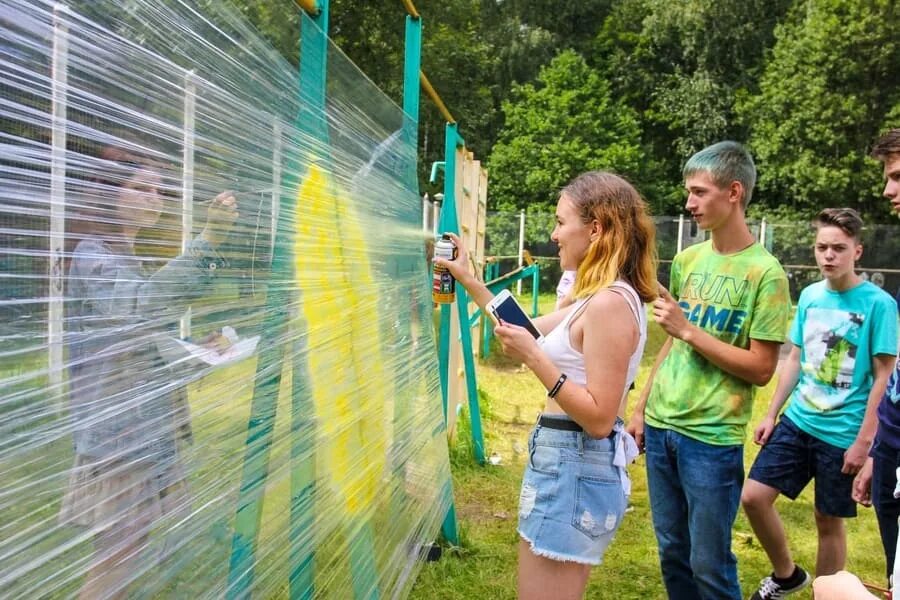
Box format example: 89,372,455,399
432,234,457,304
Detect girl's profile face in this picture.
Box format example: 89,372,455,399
117,170,163,229
551,194,594,271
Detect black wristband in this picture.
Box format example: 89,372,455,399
547,374,567,399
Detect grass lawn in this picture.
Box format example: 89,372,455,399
410,292,886,600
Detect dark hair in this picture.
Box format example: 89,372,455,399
814,208,863,241
871,129,900,162
562,171,658,303
70,148,163,239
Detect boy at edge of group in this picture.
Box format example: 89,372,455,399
741,208,897,600
851,128,900,587
627,141,792,600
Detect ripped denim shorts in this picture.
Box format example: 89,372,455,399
517,417,627,565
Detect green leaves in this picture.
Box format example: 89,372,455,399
488,51,644,211
229,0,900,222
738,0,900,217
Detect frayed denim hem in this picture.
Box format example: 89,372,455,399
518,531,601,566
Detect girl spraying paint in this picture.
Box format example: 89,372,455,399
434,171,657,600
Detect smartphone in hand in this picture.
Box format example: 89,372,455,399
486,289,543,341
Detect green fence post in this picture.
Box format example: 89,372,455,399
288,6,333,599
437,124,485,467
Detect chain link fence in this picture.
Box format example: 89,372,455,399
485,210,900,303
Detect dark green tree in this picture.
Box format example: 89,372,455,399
596,0,792,208
487,50,645,212
739,0,900,218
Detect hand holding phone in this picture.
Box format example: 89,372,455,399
486,289,542,341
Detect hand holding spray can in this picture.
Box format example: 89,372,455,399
432,233,457,304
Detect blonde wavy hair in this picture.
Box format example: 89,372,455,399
563,171,658,303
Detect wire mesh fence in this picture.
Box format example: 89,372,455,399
484,210,900,303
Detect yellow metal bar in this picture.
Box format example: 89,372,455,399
400,0,420,18
294,0,319,15
420,70,455,124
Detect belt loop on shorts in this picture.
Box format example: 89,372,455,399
577,431,584,455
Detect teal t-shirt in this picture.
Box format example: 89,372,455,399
645,241,792,445
784,280,898,449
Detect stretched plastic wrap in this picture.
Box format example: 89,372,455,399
1,0,452,597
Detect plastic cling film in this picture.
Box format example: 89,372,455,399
0,1,452,598
432,234,457,304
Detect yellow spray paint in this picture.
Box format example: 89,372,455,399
293,162,391,515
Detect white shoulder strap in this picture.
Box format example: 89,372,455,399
607,281,644,328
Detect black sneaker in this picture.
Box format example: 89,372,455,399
750,566,811,600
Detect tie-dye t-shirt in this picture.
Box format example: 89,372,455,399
784,281,897,449
645,241,791,446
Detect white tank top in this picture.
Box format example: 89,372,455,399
539,280,647,393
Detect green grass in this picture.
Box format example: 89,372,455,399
410,311,886,600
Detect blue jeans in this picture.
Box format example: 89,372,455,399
645,424,744,600
871,439,900,582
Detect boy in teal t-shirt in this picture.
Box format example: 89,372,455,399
628,142,791,600
742,208,898,600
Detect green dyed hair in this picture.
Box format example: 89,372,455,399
683,141,757,208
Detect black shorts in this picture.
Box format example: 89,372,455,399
748,415,856,518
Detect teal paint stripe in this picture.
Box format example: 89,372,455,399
437,123,483,464
437,123,460,424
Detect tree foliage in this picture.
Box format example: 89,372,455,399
230,0,900,222
738,0,900,217
487,51,644,211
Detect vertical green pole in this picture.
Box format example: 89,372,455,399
402,16,421,148
289,6,329,599
458,282,485,463
438,124,485,469
434,125,464,544
481,311,491,358
532,265,539,317
481,263,498,357
436,126,457,430
226,3,329,598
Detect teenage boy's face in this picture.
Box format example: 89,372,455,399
814,225,861,284
882,154,900,214
684,171,739,231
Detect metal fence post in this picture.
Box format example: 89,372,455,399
48,3,69,404
179,70,196,339
516,209,525,295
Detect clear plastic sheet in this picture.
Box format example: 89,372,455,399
1,0,451,597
